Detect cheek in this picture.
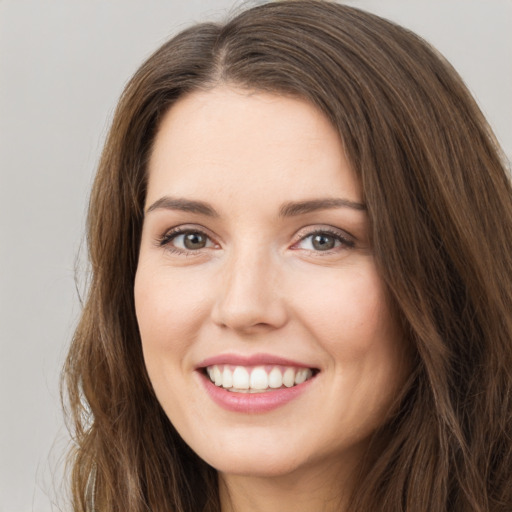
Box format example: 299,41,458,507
291,262,395,358
294,265,407,429
134,265,212,420
134,264,210,356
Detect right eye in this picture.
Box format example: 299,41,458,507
159,228,216,253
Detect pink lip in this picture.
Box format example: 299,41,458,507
195,353,318,413
196,353,315,370
198,371,315,413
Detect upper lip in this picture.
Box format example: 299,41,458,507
196,353,318,370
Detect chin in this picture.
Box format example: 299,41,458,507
184,432,306,477
210,452,304,478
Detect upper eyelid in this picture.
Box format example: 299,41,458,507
161,224,216,239
293,225,355,242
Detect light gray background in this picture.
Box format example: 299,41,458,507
1,1,510,510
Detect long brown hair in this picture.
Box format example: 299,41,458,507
63,1,512,510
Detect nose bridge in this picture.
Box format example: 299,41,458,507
212,241,287,332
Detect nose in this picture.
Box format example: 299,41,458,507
210,248,288,334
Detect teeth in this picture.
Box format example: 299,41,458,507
283,367,295,388
250,367,268,390
268,367,283,388
222,366,233,388
232,366,250,389
205,364,314,392
213,366,222,386
295,368,309,385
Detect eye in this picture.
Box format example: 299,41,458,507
176,231,212,250
293,229,354,252
159,228,216,252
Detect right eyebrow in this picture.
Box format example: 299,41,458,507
145,196,219,217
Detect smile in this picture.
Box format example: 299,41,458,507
197,354,320,412
205,364,315,393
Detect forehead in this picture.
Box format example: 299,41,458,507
146,86,361,209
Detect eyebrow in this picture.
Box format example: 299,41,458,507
145,196,366,217
278,198,366,217
145,197,219,217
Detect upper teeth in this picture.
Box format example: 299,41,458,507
206,365,314,392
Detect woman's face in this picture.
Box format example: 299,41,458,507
135,86,409,479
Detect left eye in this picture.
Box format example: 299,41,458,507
296,232,350,251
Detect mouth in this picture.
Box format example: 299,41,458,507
196,355,320,412
202,364,319,393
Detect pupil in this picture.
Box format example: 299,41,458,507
312,234,335,250
184,232,206,249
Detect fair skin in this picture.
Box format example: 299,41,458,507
134,86,409,512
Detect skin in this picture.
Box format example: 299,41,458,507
134,86,410,512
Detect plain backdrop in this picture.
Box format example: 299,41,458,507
0,1,510,510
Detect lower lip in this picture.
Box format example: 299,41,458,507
198,371,315,413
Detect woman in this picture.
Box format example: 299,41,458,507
63,1,512,511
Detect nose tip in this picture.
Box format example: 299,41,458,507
210,257,288,334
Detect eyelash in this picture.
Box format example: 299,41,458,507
157,226,216,255
293,228,355,253
156,226,355,255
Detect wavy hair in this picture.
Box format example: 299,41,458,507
63,1,512,510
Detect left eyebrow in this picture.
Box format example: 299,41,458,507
279,198,366,217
